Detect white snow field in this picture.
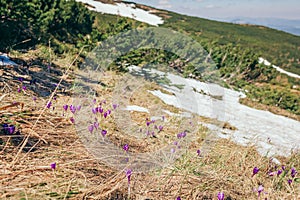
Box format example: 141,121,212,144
76,0,164,26
129,66,300,158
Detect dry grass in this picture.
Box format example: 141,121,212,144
0,50,299,200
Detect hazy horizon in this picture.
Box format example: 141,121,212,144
125,0,300,20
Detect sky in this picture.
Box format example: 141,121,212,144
125,0,300,20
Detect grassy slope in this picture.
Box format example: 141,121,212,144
1,6,300,199
1,50,300,199
161,11,300,75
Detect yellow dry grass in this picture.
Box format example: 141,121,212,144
0,50,299,200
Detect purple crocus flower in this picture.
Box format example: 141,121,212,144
158,125,163,131
2,124,8,133
7,125,15,134
113,104,118,109
171,148,175,153
291,167,297,178
197,149,201,156
18,77,24,82
268,171,276,176
104,111,108,118
70,105,76,113
22,85,27,91
252,167,260,177
17,87,21,93
88,125,94,133
288,179,293,185
33,96,37,101
46,101,52,109
107,109,111,115
94,121,99,129
70,117,75,124
123,144,129,152
277,169,283,176
50,162,56,170
146,130,151,136
99,107,104,113
162,116,165,121
257,185,264,197
92,107,97,114
176,197,181,200
93,99,96,104
177,132,186,139
125,169,132,184
63,105,68,111
77,105,81,111
101,129,107,137
146,121,151,126
217,192,224,200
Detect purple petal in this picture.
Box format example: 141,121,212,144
70,117,75,124
46,101,52,109
70,105,76,113
197,149,201,156
88,125,94,133
158,125,163,131
277,169,283,176
8,125,15,134
217,192,224,200
50,162,56,170
125,169,132,184
101,129,107,136
63,105,68,111
252,167,259,176
113,104,118,109
104,112,108,118
123,144,129,152
94,121,99,129
291,167,297,178
258,185,264,195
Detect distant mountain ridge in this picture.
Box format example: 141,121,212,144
217,17,300,36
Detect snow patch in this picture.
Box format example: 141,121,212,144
124,105,149,113
259,57,300,79
129,65,300,157
0,54,18,66
76,0,164,26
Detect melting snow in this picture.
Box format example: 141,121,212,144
259,57,300,79
0,54,18,66
124,105,149,113
76,0,164,26
129,65,300,157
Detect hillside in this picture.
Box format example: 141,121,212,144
1,0,300,199
161,11,300,75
